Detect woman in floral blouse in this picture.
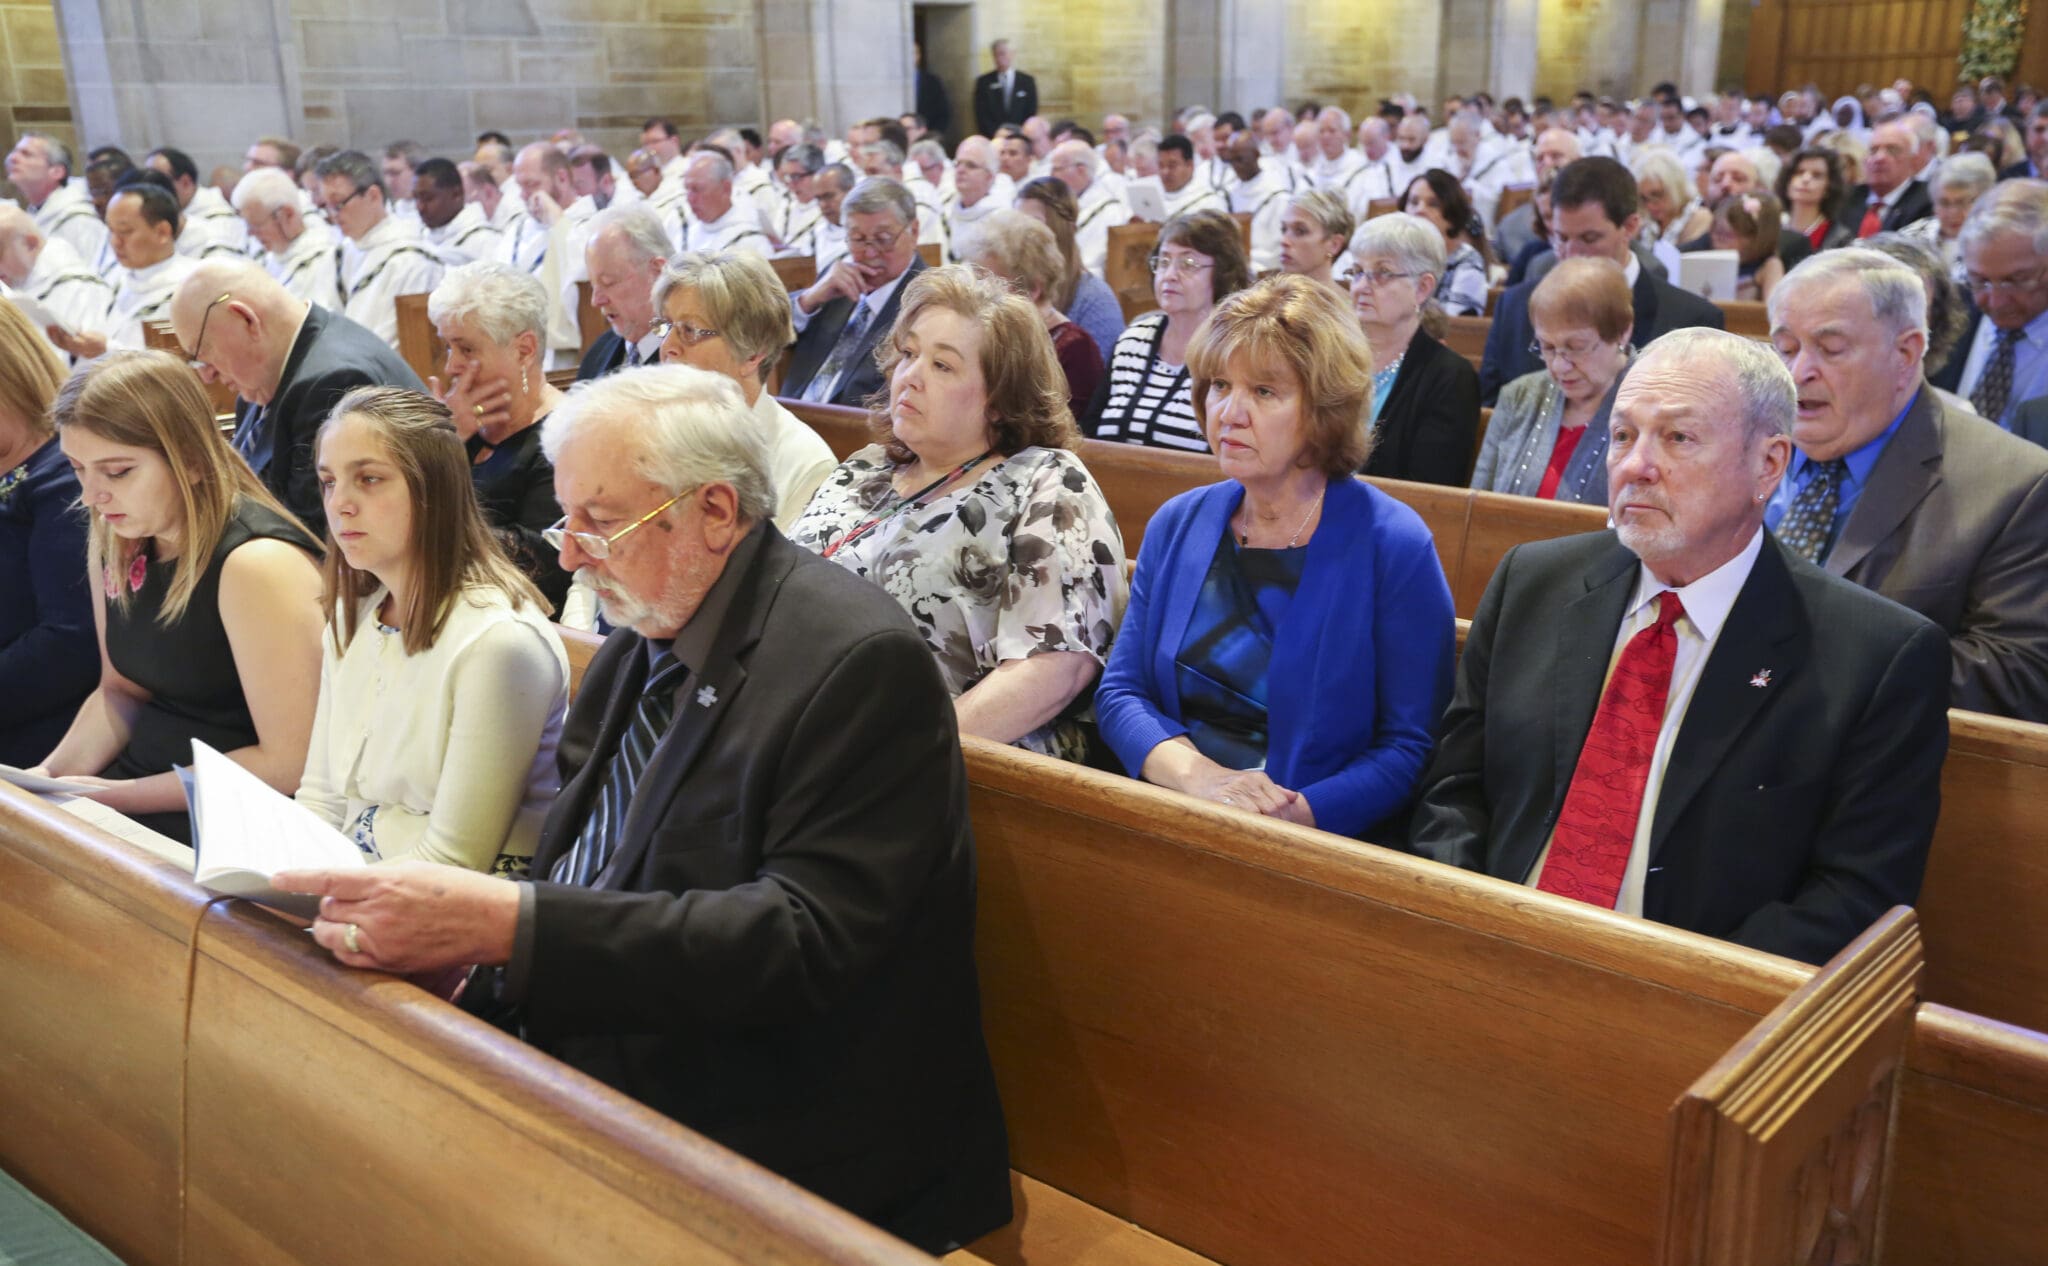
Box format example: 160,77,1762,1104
789,264,1128,761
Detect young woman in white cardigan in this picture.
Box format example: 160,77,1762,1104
296,386,568,875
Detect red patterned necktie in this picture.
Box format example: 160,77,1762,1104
1856,197,1883,239
1539,590,1686,908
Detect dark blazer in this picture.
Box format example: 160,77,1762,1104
1410,530,1950,965
781,256,927,408
973,68,1037,137
1094,476,1456,839
2012,394,2048,448
1480,263,1724,405
1367,326,1482,486
575,330,627,382
240,305,423,533
915,67,953,136
1999,160,2039,182
1824,387,2048,723
1929,305,1980,393
518,526,1011,1253
1832,179,1934,239
0,438,96,765
1677,227,1813,269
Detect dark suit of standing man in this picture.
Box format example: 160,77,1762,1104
1764,247,2048,723
1832,120,1933,240
782,176,928,408
972,39,1037,138
1412,329,1950,966
278,366,1012,1254
169,261,422,537
914,41,953,137
1480,157,1724,404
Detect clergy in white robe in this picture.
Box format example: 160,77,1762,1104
8,133,110,269
681,151,773,256
1222,135,1289,274
316,150,443,353
42,182,198,359
1050,140,1130,278
414,158,501,268
1158,137,1227,219
0,206,114,349
232,166,342,312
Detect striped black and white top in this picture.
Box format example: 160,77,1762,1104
1090,313,1208,452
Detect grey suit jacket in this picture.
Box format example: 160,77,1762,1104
1469,367,1618,504
1829,386,2048,722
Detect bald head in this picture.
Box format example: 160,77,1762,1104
0,204,46,287
1359,116,1390,160
1533,128,1582,180
170,260,309,406
1049,139,1096,195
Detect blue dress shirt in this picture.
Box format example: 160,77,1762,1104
1764,391,1915,555
1957,305,2048,431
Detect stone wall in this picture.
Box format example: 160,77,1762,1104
971,0,1169,132
1284,0,1444,115
1534,0,1642,100
1,0,73,187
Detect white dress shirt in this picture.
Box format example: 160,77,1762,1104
339,215,444,353
1525,527,1765,915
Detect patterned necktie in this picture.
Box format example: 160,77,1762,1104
232,403,270,475
1857,195,1884,239
551,650,688,887
1540,590,1686,909
1774,459,1848,564
801,298,872,404
1970,327,2023,424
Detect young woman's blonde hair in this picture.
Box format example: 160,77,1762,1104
866,264,1079,463
0,301,65,436
316,386,548,655
1188,273,1375,478
51,350,305,624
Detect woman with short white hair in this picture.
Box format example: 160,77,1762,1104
1348,212,1481,486
427,260,570,608
1903,152,1997,282
1632,147,1711,249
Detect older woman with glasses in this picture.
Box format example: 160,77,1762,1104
1349,212,1481,487
1277,189,1355,292
1088,208,1253,450
654,250,836,529
427,259,570,609
1470,257,1632,503
1903,152,1997,282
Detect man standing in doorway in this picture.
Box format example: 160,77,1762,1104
973,39,1037,138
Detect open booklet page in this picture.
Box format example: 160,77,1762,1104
1,289,77,338
187,740,364,918
0,763,88,797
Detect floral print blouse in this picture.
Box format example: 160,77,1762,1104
789,443,1129,761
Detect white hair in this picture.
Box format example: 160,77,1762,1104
1632,147,1697,202
1320,105,1353,133
687,149,734,184
908,138,947,166
1349,212,1447,282
427,260,550,348
1184,112,1216,134
231,166,301,217
1741,146,1781,189
1769,247,1929,344
1959,178,2048,256
541,364,776,521
1635,327,1795,443
1931,151,1998,198
586,203,675,266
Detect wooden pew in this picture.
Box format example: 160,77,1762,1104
0,786,199,1266
1106,221,1161,324
1443,314,1489,368
1365,197,1399,219
142,320,239,418
1719,299,1770,338
954,738,1919,1266
919,242,943,267
771,254,818,293
182,897,931,1266
574,279,607,356
393,292,446,385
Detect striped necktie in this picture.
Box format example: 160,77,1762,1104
801,298,872,404
551,650,689,887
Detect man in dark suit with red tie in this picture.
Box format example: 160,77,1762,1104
1411,328,1950,965
781,176,926,408
1834,119,1934,241
278,365,1013,1254
972,39,1037,139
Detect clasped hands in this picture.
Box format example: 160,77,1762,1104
1195,768,1315,827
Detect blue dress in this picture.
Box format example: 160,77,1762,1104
0,437,96,765
1173,537,1307,770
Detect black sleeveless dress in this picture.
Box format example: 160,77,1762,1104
100,498,320,843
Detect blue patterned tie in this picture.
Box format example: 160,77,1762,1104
232,403,270,474
801,298,872,404
1775,459,1847,564
551,650,688,887
1971,327,2022,424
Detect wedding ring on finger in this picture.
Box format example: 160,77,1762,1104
344,922,362,954
472,404,485,418
1220,796,1235,805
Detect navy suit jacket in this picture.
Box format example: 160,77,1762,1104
239,305,423,533
1480,263,1724,405
780,257,926,408
1094,476,1456,839
1409,530,1950,964
972,69,1037,137
1832,179,1934,239
576,330,628,382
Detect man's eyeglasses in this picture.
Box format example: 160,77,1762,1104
1965,269,2047,296
331,185,371,211
653,318,720,350
185,292,232,369
1150,254,1215,276
846,224,908,254
1529,335,1607,366
542,489,693,561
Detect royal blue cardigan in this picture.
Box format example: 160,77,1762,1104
1095,475,1455,839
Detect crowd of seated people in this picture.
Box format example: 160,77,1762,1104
6,57,2048,1254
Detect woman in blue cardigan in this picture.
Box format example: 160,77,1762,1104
0,303,96,766
1095,275,1456,840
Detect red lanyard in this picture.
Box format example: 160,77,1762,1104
822,450,994,558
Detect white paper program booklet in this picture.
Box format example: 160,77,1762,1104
188,740,364,918
0,763,86,797
1,287,77,337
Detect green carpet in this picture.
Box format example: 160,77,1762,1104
0,1171,122,1265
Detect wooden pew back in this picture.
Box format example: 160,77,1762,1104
1444,314,1489,367
961,738,1812,1266
574,279,607,355
0,788,201,1266
182,900,930,1266
772,254,819,293
393,292,447,385
143,320,239,417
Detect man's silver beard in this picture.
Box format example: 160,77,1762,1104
581,566,693,634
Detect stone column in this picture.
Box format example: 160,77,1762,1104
1676,0,1725,97
762,0,911,134
1216,0,1285,118
1490,0,1539,103
52,0,293,170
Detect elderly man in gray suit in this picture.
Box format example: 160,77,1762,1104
1765,247,2048,722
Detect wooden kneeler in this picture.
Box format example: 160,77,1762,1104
1660,908,1922,1265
